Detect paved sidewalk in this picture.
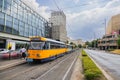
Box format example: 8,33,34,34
0,59,26,71
70,51,84,80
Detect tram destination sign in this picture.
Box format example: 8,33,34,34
31,38,43,42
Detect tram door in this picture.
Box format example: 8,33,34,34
0,39,6,48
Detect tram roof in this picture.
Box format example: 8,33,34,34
30,36,65,44
46,38,65,44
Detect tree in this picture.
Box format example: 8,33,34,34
70,42,74,45
78,44,82,48
91,39,98,48
85,41,92,47
70,42,77,48
117,36,120,49
66,40,69,44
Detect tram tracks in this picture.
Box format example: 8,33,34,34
0,51,77,80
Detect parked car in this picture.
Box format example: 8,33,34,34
0,50,21,59
0,49,7,52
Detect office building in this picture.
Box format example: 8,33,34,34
0,0,47,50
106,14,120,34
98,14,120,50
98,34,118,50
50,11,67,42
45,22,52,38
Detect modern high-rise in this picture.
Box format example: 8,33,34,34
50,11,67,42
0,0,47,50
106,14,120,34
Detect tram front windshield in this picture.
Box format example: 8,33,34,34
29,42,45,49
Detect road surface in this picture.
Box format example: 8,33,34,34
0,50,79,80
85,49,120,80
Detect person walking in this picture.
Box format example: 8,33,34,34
8,46,12,60
20,47,26,59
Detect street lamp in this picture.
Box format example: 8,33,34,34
102,19,107,50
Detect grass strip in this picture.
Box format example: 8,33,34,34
81,50,106,80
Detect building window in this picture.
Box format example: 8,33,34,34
13,0,21,4
3,0,12,15
0,12,4,19
0,0,3,11
0,12,5,31
0,0,46,37
24,24,29,37
13,18,19,35
6,20,12,28
0,25,4,32
29,26,33,36
5,14,13,33
0,16,4,32
6,14,12,21
13,24,19,35
33,27,36,36
19,21,24,36
11,1,18,18
18,5,23,21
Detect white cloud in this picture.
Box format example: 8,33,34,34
21,0,120,41
73,0,80,4
106,0,120,8
22,0,50,20
94,27,105,38
88,0,98,5
37,6,50,20
67,0,120,22
65,0,120,40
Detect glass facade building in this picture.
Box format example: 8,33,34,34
0,0,47,37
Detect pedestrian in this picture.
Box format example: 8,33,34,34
20,47,26,59
8,46,12,60
8,46,11,50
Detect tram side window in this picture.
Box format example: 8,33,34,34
56,43,60,48
50,44,55,49
43,42,49,49
50,42,60,49
16,43,29,50
60,44,66,48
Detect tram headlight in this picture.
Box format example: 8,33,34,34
36,54,40,57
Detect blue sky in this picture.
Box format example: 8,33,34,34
24,0,120,41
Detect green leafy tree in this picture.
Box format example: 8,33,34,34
117,36,120,49
78,44,82,48
85,41,92,47
66,40,69,44
70,42,74,45
91,39,98,48
70,42,77,48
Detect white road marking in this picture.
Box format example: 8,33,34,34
62,53,78,80
36,54,72,80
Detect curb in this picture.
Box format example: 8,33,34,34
0,60,26,71
86,50,114,80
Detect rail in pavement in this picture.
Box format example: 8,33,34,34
0,59,26,71
70,50,84,80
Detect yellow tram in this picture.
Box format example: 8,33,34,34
26,36,72,62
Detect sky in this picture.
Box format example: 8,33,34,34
24,0,120,41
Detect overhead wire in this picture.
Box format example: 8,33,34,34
60,0,113,10
51,0,114,39
53,0,61,11
52,0,75,37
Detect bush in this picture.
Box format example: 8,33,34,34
82,50,106,80
82,50,87,56
108,48,114,51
